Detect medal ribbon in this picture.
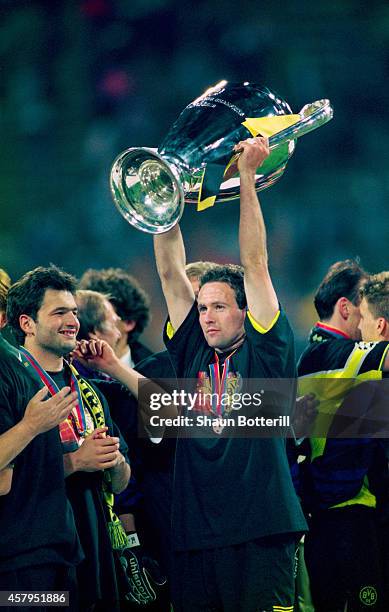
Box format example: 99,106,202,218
208,349,238,416
18,347,87,450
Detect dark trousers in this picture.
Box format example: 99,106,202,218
171,533,297,612
305,506,383,612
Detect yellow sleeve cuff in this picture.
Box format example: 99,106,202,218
247,309,280,334
166,321,175,340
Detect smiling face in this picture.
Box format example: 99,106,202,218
22,289,80,358
197,281,246,351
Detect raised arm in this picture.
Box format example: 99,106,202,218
236,136,279,329
72,339,178,425
153,225,195,331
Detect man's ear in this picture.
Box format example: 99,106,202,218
19,314,35,336
377,317,388,338
122,320,136,333
337,297,349,320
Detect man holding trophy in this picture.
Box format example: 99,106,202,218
152,135,307,611
109,81,333,609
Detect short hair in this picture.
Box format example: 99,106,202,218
185,261,216,280
360,272,389,321
75,289,111,341
199,264,246,309
78,268,150,341
7,265,77,345
314,259,367,320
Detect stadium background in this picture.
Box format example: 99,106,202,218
1,0,388,354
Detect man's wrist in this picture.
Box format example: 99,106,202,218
239,169,256,182
119,512,136,533
102,356,123,377
18,417,40,441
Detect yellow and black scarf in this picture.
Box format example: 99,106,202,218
19,347,128,550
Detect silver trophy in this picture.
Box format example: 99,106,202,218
110,81,333,234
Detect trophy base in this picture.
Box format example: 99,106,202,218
110,148,185,234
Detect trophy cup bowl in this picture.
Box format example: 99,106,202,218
110,81,333,234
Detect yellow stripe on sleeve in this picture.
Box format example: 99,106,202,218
247,309,280,334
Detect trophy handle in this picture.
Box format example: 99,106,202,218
225,99,333,180
268,99,333,149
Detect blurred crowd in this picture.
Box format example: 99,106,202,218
1,0,389,354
